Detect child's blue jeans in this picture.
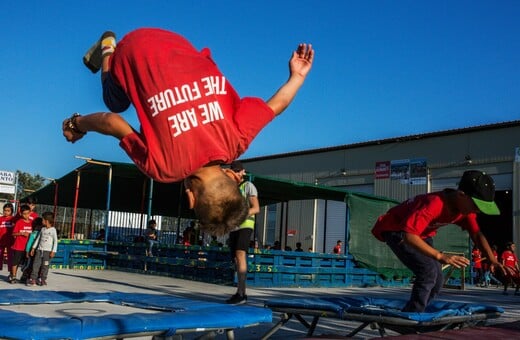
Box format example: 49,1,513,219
384,231,444,312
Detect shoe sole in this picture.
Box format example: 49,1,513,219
83,31,115,73
227,298,247,305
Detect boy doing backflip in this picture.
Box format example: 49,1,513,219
372,170,511,312
63,28,314,236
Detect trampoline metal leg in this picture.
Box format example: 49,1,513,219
371,322,388,337
346,322,370,337
226,329,235,340
294,313,312,329
260,313,293,340
306,316,320,337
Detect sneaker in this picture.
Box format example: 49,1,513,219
26,279,36,286
225,294,247,305
39,279,47,286
9,278,17,284
83,31,116,73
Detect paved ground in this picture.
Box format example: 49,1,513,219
0,268,519,339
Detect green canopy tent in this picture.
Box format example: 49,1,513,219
23,159,468,279
25,160,357,219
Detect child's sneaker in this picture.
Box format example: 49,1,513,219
39,278,47,286
83,31,116,73
26,279,36,286
225,293,247,305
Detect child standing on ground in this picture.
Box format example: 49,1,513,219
29,212,58,286
9,204,32,283
21,217,43,284
0,203,15,272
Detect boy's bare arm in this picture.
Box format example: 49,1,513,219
248,195,260,216
403,232,470,268
266,43,314,116
63,112,133,143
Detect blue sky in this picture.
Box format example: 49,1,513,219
1,1,518,180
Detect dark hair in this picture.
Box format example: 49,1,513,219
42,211,54,225
194,175,248,236
20,204,30,212
32,217,43,228
148,219,156,226
3,203,13,211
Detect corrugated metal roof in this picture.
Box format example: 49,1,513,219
244,120,520,162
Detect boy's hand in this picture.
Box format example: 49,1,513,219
30,249,34,256
289,43,314,78
439,253,470,268
63,119,85,143
50,251,55,258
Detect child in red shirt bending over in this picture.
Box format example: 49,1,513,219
9,204,32,283
500,242,520,295
63,28,314,237
372,170,510,312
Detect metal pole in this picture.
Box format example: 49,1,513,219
104,164,112,247
147,178,154,223
52,181,59,218
74,156,113,248
13,172,19,209
71,171,81,239
176,182,184,244
322,200,328,253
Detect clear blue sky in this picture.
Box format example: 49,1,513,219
1,1,518,180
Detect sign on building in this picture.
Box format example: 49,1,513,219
0,170,16,195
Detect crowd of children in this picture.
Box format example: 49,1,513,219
0,201,58,286
471,241,520,295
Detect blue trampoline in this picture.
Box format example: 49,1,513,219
0,289,272,339
262,296,503,338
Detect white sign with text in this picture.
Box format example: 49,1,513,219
0,184,15,194
0,171,16,185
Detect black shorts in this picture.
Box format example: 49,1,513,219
11,249,26,266
229,228,253,253
102,72,131,113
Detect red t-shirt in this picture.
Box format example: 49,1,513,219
30,211,38,220
111,28,274,182
333,244,342,254
372,191,480,242
472,248,482,269
11,218,32,251
0,215,14,246
501,250,518,268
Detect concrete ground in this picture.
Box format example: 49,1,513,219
0,267,519,339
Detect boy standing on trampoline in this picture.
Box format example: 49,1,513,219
62,28,314,237
372,170,510,312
